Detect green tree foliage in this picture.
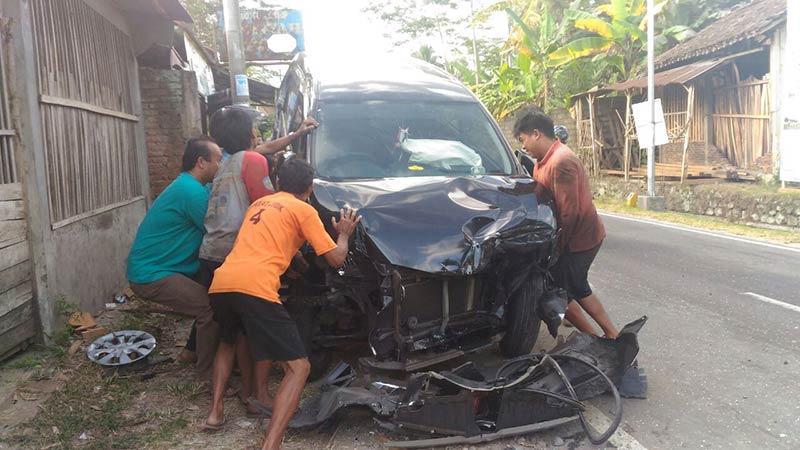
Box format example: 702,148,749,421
179,0,221,51
412,44,441,65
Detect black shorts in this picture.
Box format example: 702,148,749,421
210,292,307,362
551,242,602,301
197,258,223,289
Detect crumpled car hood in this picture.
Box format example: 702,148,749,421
311,176,552,274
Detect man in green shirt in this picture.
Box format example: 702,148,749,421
127,136,222,379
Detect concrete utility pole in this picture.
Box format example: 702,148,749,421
636,0,665,210
470,0,480,85
223,0,249,105
646,0,656,197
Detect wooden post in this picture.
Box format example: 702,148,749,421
588,93,598,177
623,90,632,181
575,97,583,158
680,84,696,183
704,77,713,165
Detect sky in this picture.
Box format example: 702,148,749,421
243,0,509,60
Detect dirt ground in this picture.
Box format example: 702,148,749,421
0,301,623,450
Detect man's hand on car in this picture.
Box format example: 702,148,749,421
332,207,361,238
295,117,319,136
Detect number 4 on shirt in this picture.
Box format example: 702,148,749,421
249,208,265,225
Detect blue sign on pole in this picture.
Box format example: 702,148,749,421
217,3,305,62
234,74,250,98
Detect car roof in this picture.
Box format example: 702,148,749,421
300,54,478,103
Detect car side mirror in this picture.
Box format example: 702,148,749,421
518,152,535,176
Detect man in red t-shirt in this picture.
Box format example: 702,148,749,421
514,107,618,339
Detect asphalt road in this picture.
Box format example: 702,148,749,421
589,212,800,450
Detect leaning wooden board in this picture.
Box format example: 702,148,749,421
0,183,36,361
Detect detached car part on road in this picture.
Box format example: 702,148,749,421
274,54,566,374
289,317,648,448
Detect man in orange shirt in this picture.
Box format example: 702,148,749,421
514,107,618,339
202,159,360,450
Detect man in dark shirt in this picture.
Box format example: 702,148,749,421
514,107,618,338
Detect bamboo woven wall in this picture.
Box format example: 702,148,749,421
30,0,142,225
658,84,707,143
712,78,770,168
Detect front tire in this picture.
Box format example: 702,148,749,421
499,276,544,357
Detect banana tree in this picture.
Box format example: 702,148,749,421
504,3,578,108
475,61,542,119
548,0,671,81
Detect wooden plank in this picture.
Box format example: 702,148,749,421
0,316,36,361
39,94,139,122
0,199,24,220
0,182,22,201
0,241,29,272
0,298,34,335
0,281,33,318
712,113,769,119
0,262,30,294
0,220,26,248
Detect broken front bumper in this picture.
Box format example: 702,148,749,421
290,316,648,448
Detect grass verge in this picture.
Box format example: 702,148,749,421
4,311,193,450
594,197,800,244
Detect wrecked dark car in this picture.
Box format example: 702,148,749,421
273,55,566,375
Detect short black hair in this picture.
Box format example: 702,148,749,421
209,106,254,153
278,159,315,194
513,106,555,139
182,136,218,171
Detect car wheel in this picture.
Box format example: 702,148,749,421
499,275,544,358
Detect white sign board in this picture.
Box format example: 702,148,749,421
781,1,800,182
632,98,670,149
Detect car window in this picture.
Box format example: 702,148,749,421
312,101,513,179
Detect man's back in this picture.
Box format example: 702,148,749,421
199,151,272,262
127,172,208,283
533,141,605,252
209,191,336,302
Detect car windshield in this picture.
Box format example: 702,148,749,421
311,101,514,179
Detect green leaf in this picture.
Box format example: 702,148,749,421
548,37,614,66
574,17,614,38
611,0,629,20
516,52,532,73
613,17,646,42
505,7,539,52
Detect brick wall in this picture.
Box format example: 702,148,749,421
499,106,576,149
139,68,202,198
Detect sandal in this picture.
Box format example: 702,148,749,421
199,418,226,432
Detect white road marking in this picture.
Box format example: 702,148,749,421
599,211,800,254
582,404,649,450
741,292,800,314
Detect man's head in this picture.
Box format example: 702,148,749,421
513,107,556,159
277,159,315,200
182,136,222,184
209,106,256,154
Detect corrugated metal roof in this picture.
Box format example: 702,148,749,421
607,58,729,91
572,57,730,99
655,0,785,69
